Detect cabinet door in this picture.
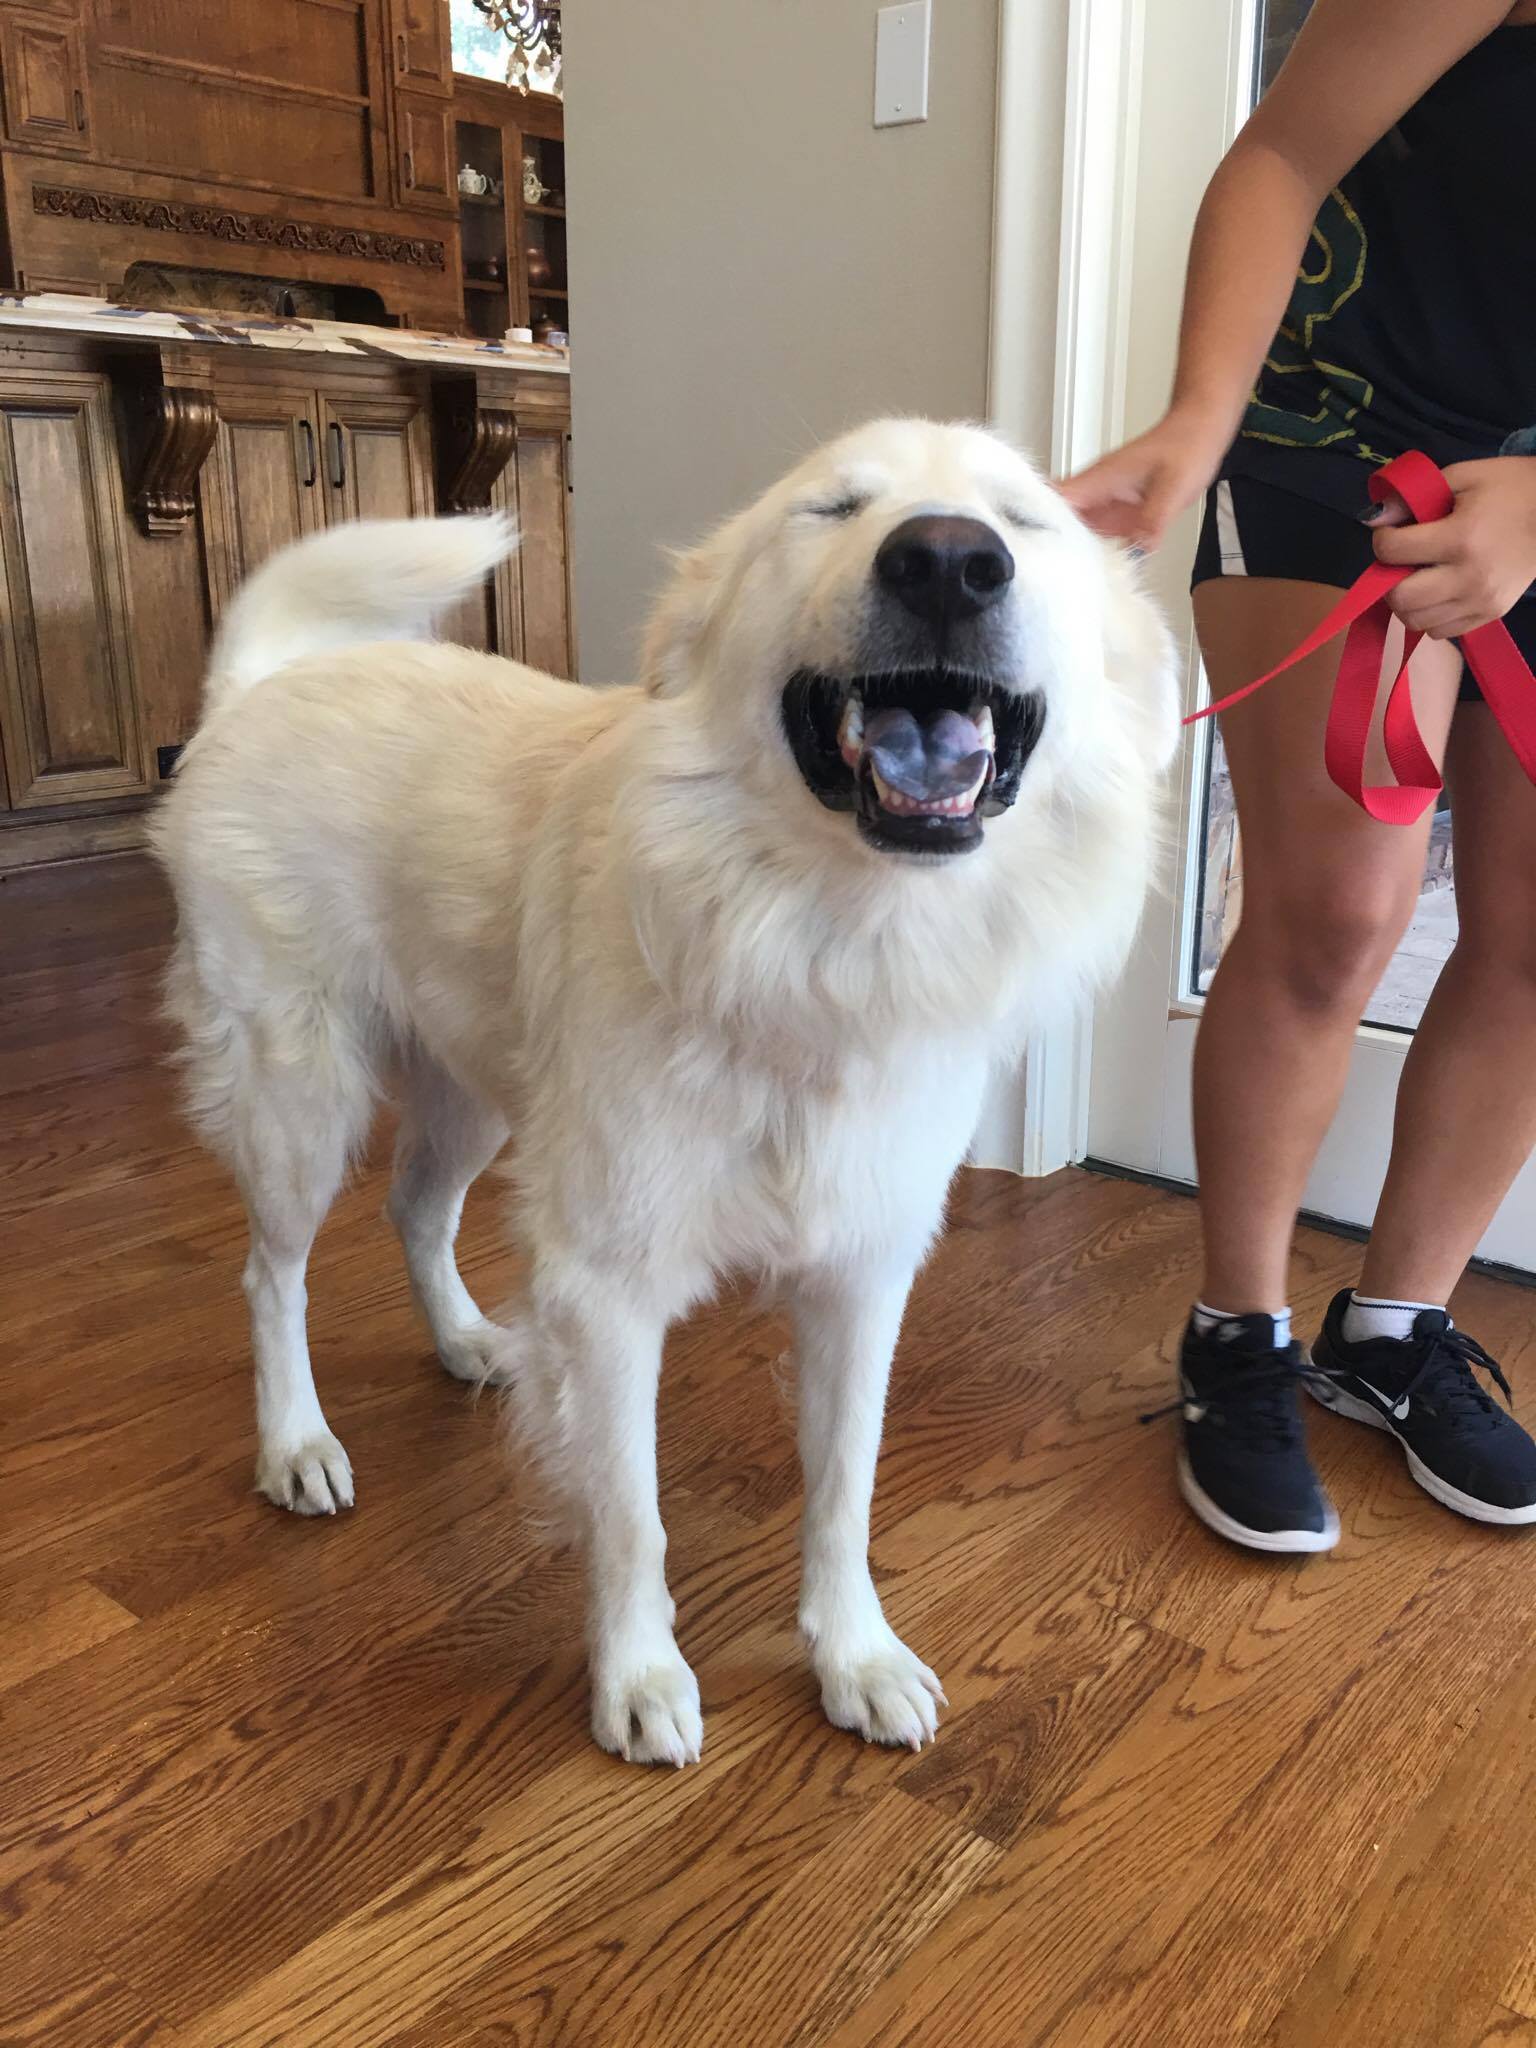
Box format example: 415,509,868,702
0,372,145,808
199,386,325,622
394,91,455,211
317,390,433,525
498,428,573,678
0,11,89,153
388,0,451,93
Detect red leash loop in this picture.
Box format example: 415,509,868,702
1184,450,1536,822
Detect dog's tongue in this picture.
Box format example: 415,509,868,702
862,706,991,802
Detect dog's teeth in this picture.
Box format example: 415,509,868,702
838,694,865,768
870,763,990,821
972,702,995,751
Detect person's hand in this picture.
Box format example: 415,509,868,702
1373,457,1536,639
1056,407,1234,551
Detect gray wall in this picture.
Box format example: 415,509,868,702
562,0,1004,681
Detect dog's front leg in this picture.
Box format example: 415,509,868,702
790,1261,946,1750
527,1260,701,1767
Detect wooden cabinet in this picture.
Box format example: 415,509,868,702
201,373,572,676
0,11,90,155
0,0,464,330
497,426,573,677
393,92,456,213
452,76,566,343
0,329,571,868
198,383,325,613
0,369,144,810
318,390,433,523
201,372,433,620
389,0,452,95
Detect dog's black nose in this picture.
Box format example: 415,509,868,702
874,515,1015,627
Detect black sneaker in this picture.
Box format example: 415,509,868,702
1307,1291,1536,1526
1148,1314,1340,1554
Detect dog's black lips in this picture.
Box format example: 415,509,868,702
780,669,1046,857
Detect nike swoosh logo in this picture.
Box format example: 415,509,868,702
1360,1381,1411,1422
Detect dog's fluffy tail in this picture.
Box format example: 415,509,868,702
203,512,518,715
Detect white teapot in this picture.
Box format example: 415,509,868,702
458,164,489,197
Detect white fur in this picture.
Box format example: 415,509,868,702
203,512,516,713
154,418,1177,1767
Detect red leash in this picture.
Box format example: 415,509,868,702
1184,450,1536,823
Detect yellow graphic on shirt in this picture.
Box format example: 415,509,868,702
1240,187,1382,458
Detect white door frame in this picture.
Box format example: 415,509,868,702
978,0,1251,1176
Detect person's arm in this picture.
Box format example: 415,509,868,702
1058,0,1514,549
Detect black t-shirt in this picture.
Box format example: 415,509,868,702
1223,24,1536,513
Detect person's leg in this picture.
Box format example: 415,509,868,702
1171,576,1459,1552
1360,706,1536,1298
1190,579,1462,1313
1306,716,1536,1524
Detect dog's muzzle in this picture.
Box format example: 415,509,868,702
780,668,1046,858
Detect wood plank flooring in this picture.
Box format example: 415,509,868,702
3,853,1536,2046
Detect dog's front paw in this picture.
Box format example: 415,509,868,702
815,1630,946,1751
255,1433,354,1516
590,1646,703,1767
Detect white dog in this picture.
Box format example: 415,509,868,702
154,419,1176,1766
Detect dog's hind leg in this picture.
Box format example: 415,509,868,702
789,1259,946,1750
225,1021,373,1516
387,1047,511,1386
174,950,375,1515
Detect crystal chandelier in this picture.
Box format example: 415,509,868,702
472,0,562,96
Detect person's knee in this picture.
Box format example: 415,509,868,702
1242,882,1412,1015
1448,912,1536,999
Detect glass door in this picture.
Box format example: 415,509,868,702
1083,0,1536,1271
1196,733,1457,1037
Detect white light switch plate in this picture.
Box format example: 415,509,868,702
874,0,930,128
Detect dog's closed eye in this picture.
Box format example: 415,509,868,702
802,493,871,521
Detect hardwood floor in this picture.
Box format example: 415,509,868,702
4,853,1536,2047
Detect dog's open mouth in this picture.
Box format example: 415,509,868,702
780,670,1046,856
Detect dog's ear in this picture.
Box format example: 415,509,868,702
641,535,729,697
1100,542,1182,772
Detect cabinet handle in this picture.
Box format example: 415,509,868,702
297,418,316,488
396,31,407,74
328,421,346,491
73,88,85,131
401,148,414,190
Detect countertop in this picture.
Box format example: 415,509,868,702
0,292,571,374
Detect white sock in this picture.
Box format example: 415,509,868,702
1342,1292,1445,1345
1192,1301,1292,1348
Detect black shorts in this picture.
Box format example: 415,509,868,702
1190,473,1536,705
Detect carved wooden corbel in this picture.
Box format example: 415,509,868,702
132,384,219,537
433,371,518,514
110,343,219,538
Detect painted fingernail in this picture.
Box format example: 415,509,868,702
1356,501,1385,525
